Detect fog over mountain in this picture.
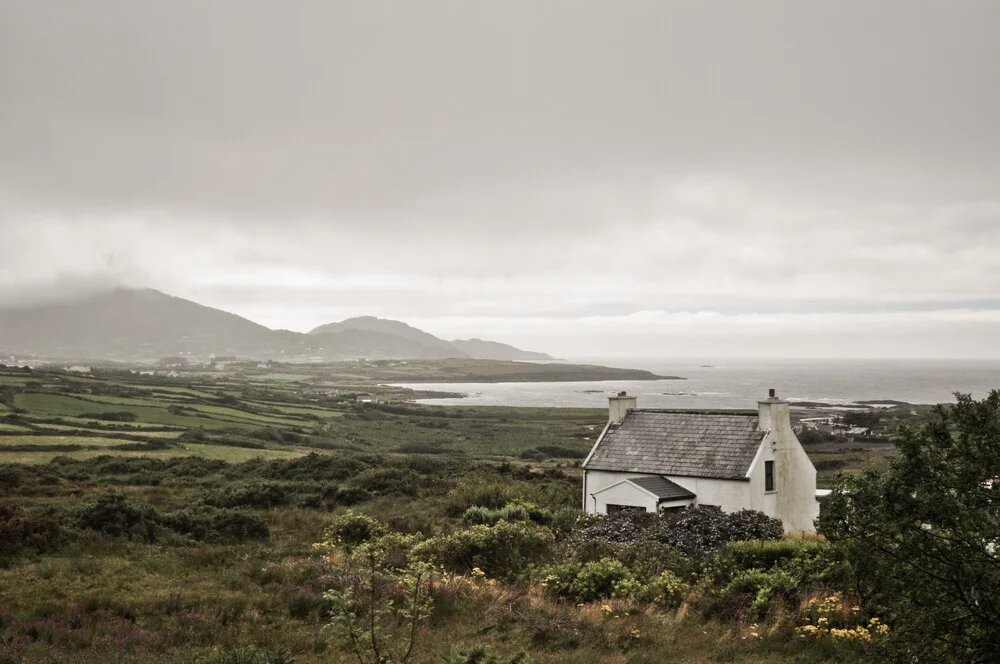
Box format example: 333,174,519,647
1,2,998,358
0,289,552,362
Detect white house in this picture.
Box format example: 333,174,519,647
581,389,819,533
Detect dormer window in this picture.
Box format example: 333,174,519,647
765,460,775,492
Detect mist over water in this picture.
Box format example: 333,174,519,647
396,358,1000,409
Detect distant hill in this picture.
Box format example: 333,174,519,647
450,338,553,361
309,317,554,361
310,316,457,354
0,288,554,363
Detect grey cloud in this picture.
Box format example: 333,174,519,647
2,1,999,357
2,0,999,221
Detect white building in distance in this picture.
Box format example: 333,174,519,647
581,390,819,533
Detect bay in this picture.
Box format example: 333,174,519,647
393,358,1000,410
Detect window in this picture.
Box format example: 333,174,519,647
765,460,775,492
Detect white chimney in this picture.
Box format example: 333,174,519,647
758,387,791,432
608,391,637,424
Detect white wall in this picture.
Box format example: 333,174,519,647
590,481,657,514
584,470,751,516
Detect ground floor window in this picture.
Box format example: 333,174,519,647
606,504,648,514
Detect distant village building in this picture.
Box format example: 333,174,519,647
581,390,820,533
355,394,377,403
65,366,91,374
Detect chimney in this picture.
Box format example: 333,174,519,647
608,391,637,425
758,387,790,432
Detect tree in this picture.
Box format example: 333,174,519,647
819,391,1000,662
323,533,433,664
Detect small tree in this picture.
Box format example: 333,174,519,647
324,533,433,664
819,391,1000,662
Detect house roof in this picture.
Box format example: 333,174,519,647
628,476,696,501
583,410,766,480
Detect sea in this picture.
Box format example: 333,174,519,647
392,358,1000,410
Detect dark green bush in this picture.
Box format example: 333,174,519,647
413,521,555,579
322,511,389,551
0,504,61,557
347,467,418,497
203,482,290,509
77,411,138,422
72,491,162,543
463,504,531,526
161,505,270,542
650,506,784,558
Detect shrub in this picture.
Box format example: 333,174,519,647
650,506,783,558
77,411,138,422
637,570,688,609
462,504,530,526
71,491,162,542
348,467,418,497
322,511,389,551
413,521,555,579
540,558,640,603
203,482,290,509
0,504,61,557
161,505,270,542
713,568,799,618
571,558,639,602
577,510,656,543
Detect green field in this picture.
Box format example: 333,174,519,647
0,365,934,663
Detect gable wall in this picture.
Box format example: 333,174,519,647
590,480,658,514
584,469,751,515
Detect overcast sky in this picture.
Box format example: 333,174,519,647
1,1,999,358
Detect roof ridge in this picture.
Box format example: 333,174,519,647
629,409,758,416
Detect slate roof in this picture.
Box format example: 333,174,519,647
628,476,696,501
583,410,765,480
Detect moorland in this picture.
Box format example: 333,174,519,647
0,364,957,663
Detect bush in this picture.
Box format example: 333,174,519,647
540,558,640,603
71,491,162,542
712,568,799,619
0,504,61,557
413,521,555,579
650,506,784,558
161,505,270,542
463,504,530,526
577,510,657,543
348,467,418,497
203,482,290,509
322,511,389,551
77,411,138,422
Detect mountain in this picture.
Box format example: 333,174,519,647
450,338,553,361
309,317,554,361
0,288,276,360
0,289,554,362
310,316,457,353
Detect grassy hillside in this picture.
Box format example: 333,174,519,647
0,366,915,663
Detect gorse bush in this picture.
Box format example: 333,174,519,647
72,491,162,543
413,521,555,579
160,505,270,542
462,503,530,526
204,482,290,509
0,504,61,557
322,511,389,551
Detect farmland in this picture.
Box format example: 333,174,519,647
0,365,925,663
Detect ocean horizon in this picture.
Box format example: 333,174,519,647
395,357,1000,410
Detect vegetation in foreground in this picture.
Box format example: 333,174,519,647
1,365,994,663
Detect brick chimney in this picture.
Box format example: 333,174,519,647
758,388,790,432
608,391,637,425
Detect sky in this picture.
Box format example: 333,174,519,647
1,1,999,359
